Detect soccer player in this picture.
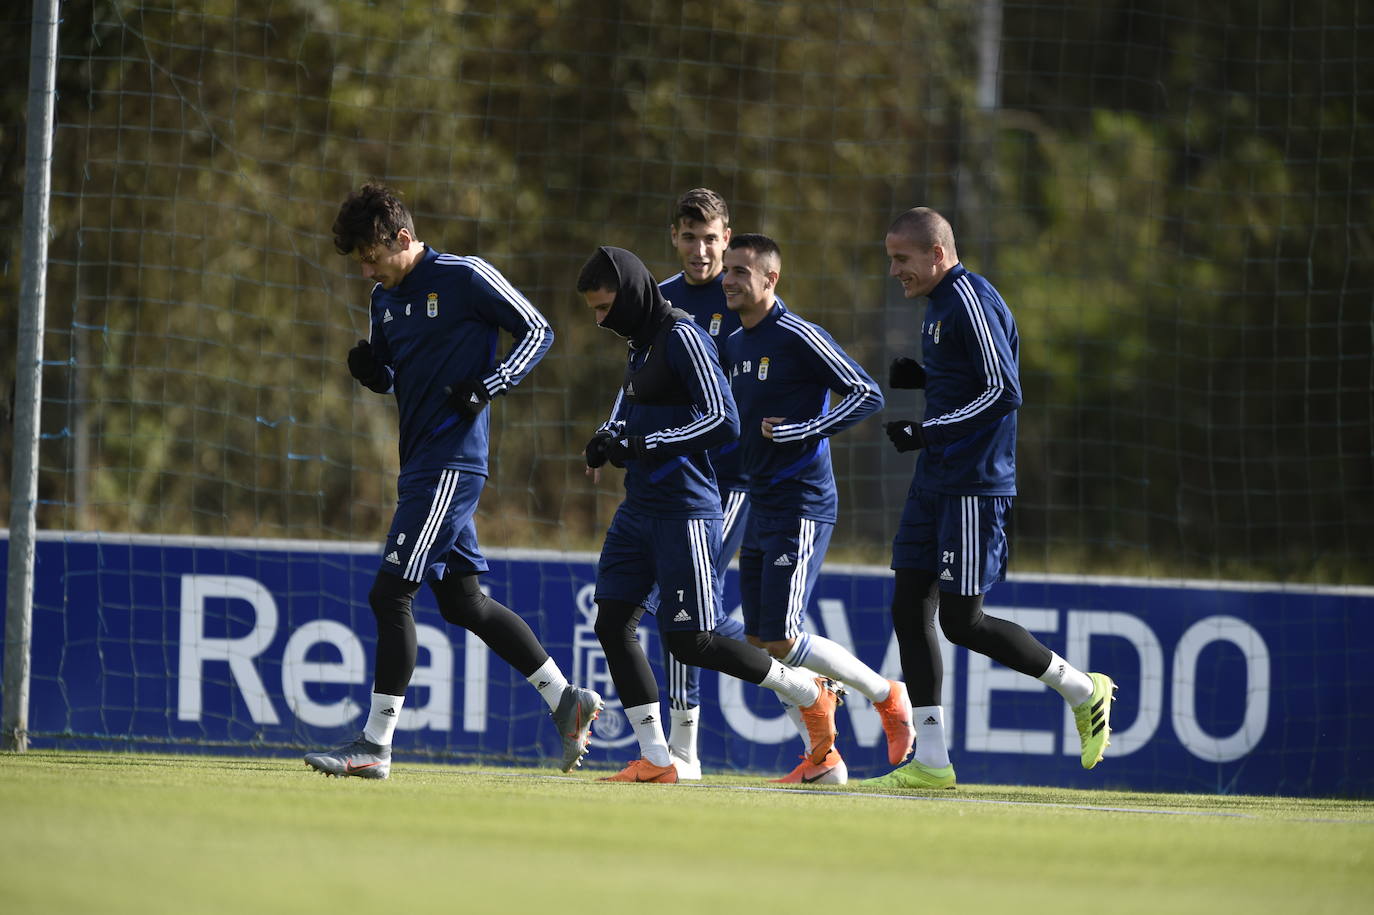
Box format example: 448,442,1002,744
580,244,842,784
304,184,602,779
653,188,750,778
721,234,915,785
867,207,1116,790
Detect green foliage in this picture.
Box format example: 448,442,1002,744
0,1,1368,581
993,1,1373,581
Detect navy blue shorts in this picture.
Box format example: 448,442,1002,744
719,486,750,569
642,485,748,615
738,513,833,642
596,507,722,632
382,468,489,582
891,486,1010,596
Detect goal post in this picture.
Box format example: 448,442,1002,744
3,0,60,754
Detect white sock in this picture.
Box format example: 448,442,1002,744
779,700,809,754
624,701,671,767
773,664,820,753
785,633,889,701
912,705,950,768
1038,651,1094,707
761,659,820,707
527,657,570,711
668,706,700,762
363,692,405,746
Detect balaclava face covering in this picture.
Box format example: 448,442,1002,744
592,246,675,349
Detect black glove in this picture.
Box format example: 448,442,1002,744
445,379,491,418
885,420,925,453
603,434,648,468
888,356,927,389
584,430,616,469
347,340,390,393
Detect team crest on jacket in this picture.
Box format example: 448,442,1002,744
709,313,722,336
426,292,439,317
758,356,770,380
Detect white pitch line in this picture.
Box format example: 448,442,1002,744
483,771,1372,824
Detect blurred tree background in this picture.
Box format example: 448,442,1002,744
1,0,1369,584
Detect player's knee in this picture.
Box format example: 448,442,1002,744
436,590,481,628
430,573,486,627
891,603,922,641
369,572,417,623
938,614,971,646
593,600,641,645
665,630,712,666
592,614,623,644
761,638,792,660
937,593,983,647
892,569,938,617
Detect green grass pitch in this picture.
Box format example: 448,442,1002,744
1,751,1369,914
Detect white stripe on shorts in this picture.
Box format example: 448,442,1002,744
687,518,713,631
722,488,747,549
668,654,690,708
784,518,819,638
961,495,980,596
404,469,460,582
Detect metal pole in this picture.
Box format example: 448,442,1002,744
976,0,1003,113
4,0,61,753
961,0,1005,270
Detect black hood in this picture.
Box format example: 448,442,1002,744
593,246,675,349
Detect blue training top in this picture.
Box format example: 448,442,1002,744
913,263,1021,496
659,270,747,491
591,247,740,520
600,318,739,519
725,298,884,522
365,246,553,476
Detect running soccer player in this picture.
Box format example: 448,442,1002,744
721,234,915,785
652,188,750,779
580,245,842,784
867,207,1116,790
304,184,602,780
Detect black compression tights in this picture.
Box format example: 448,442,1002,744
663,629,772,683
430,572,548,678
890,569,943,707
594,599,775,709
370,570,550,696
370,571,420,696
593,600,658,709
891,568,1052,707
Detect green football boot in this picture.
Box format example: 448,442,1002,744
1072,672,1117,769
862,759,956,790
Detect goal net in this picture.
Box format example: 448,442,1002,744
1,1,1369,791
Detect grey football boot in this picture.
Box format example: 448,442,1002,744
304,733,392,779
551,685,604,772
